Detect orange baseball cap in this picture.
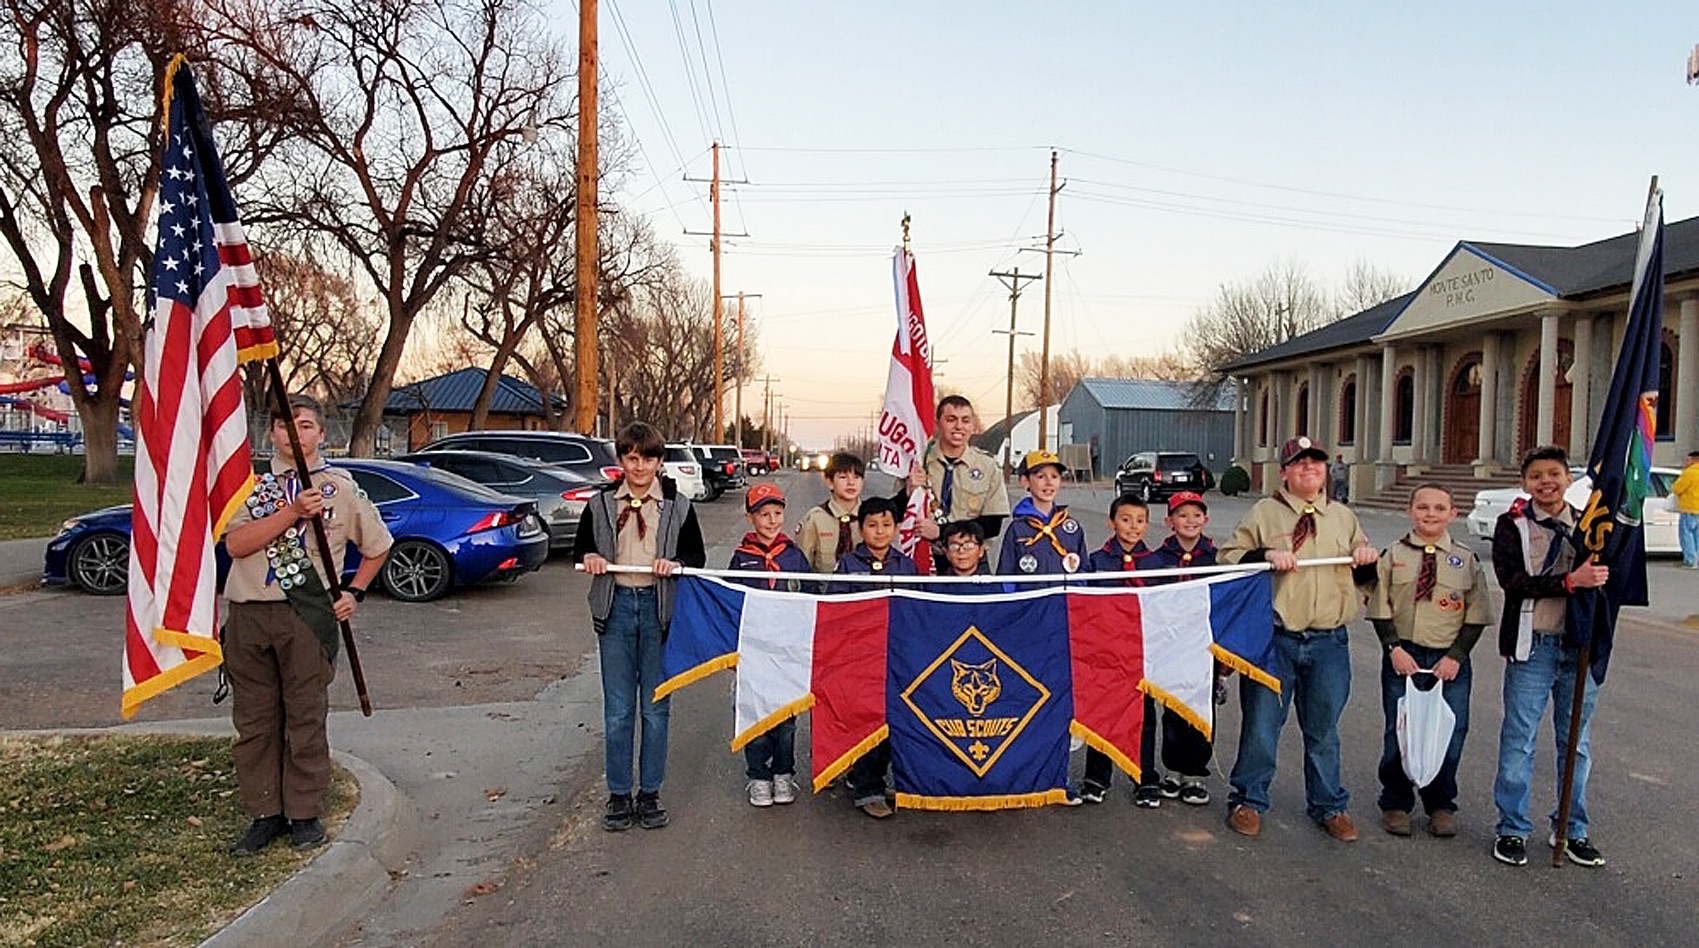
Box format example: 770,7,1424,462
1166,491,1208,514
745,482,786,512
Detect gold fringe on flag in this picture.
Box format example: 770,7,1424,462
812,725,889,793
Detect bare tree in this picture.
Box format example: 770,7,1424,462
596,268,743,440
243,249,377,409
206,0,576,455
1181,260,1333,377
0,0,183,481
1016,349,1092,411
1099,350,1199,382
1334,259,1409,317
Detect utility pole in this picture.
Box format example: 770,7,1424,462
1037,149,1060,451
989,266,1040,470
684,145,747,442
722,291,762,447
757,375,779,453
571,0,599,434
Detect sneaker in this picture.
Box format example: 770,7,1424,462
1381,809,1412,837
1157,775,1183,799
288,817,327,851
1428,810,1457,838
1059,786,1084,807
771,774,798,805
1226,805,1261,837
747,779,774,807
1178,781,1210,806
1320,812,1359,842
635,791,669,830
603,793,635,832
1079,785,1107,805
1550,833,1606,867
230,815,288,857
859,799,894,819
1493,834,1528,866
1133,785,1162,809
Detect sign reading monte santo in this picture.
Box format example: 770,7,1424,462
1380,245,1556,342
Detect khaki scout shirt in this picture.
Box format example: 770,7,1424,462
797,497,861,574
1522,505,1575,634
223,459,392,603
1220,489,1369,631
922,443,1011,523
612,478,664,587
1366,532,1493,652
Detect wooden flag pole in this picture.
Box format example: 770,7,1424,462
1550,621,1593,867
265,361,373,716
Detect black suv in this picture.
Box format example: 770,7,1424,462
417,431,621,483
1113,451,1214,501
691,444,745,500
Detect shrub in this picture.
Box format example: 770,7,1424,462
1219,464,1250,496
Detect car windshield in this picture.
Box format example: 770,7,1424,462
708,447,740,461
665,446,694,463
395,463,521,502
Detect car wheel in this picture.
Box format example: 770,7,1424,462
70,532,129,595
1139,482,1153,503
381,539,453,602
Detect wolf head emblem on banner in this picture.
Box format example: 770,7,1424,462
950,659,1001,717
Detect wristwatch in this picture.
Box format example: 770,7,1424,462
346,586,367,603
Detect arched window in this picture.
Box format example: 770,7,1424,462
1339,378,1357,445
1657,340,1675,439
1295,383,1310,436
1258,387,1269,447
1394,371,1415,445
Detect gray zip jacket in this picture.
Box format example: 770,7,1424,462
573,476,706,634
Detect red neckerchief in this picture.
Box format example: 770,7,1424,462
736,533,794,589
1099,538,1149,585
1159,533,1215,566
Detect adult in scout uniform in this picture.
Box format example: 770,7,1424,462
1219,435,1379,843
909,394,1011,555
223,395,392,856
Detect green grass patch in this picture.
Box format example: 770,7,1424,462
0,734,356,947
0,455,134,539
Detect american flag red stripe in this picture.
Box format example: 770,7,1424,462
123,58,275,718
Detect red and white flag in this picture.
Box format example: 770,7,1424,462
880,247,937,568
123,59,277,718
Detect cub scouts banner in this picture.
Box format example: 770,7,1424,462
657,571,1276,810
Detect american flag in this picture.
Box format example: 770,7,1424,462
123,57,277,718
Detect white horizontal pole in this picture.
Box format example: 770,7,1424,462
574,556,1355,585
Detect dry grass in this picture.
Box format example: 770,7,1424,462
0,734,355,947
0,455,134,540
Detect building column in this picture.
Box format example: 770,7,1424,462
1378,343,1398,462
1569,314,1594,459
1411,346,1432,466
1477,332,1499,471
1308,364,1325,441
1232,377,1246,466
1679,298,1699,451
1354,353,1373,463
1536,311,1560,446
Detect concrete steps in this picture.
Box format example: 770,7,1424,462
1352,463,1520,512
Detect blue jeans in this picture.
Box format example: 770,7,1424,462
1493,633,1600,839
1680,511,1698,567
1228,627,1352,821
1377,643,1471,815
744,718,797,780
599,586,671,797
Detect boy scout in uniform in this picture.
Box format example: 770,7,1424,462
1220,435,1378,843
223,395,391,855
1367,484,1492,839
908,395,1011,568
797,452,865,574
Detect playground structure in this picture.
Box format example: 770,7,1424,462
0,342,133,452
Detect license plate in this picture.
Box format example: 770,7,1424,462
1172,473,1189,482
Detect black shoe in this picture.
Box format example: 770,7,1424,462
1079,784,1107,805
1551,833,1606,867
289,817,327,851
635,791,669,830
1493,835,1528,866
603,793,634,832
1178,782,1211,806
1157,775,1183,799
1133,785,1162,809
230,815,288,856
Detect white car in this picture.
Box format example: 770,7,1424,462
664,443,709,502
1466,466,1682,554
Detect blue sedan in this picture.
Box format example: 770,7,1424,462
42,458,549,602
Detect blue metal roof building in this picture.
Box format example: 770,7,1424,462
1058,378,1237,479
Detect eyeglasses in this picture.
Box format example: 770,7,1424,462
944,541,982,551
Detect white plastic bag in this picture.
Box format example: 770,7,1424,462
1396,673,1456,788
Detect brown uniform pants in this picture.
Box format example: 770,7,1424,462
225,601,334,819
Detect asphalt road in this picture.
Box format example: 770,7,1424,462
4,472,1697,945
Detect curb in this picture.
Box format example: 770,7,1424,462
201,750,419,948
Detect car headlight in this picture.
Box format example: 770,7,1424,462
58,518,82,535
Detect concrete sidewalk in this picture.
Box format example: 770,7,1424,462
0,536,45,590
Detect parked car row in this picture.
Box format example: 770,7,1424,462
43,430,789,601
